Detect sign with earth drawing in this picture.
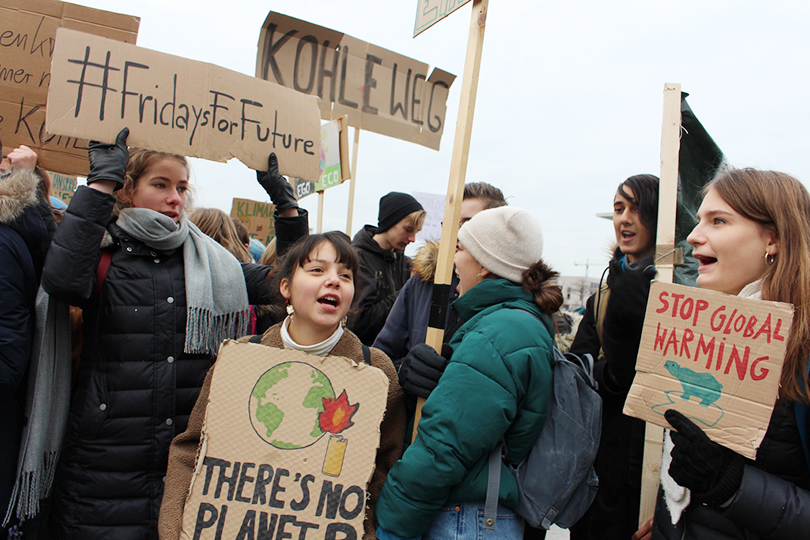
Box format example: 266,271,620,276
179,341,389,540
624,281,794,459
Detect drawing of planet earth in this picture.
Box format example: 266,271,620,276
250,361,335,449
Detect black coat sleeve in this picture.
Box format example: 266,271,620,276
274,208,309,256
41,186,115,308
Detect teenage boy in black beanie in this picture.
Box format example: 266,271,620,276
348,192,425,345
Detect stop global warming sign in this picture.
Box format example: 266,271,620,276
624,281,794,459
179,341,389,540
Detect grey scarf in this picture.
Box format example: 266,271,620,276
116,208,250,354
3,288,71,525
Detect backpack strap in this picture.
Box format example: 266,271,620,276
248,334,264,344
361,343,371,364
483,441,504,529
93,251,113,301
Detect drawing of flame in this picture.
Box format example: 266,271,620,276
319,390,359,477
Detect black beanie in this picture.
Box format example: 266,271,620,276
376,192,423,233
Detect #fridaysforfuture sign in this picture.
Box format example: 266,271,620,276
179,341,389,540
46,28,322,180
0,0,139,176
624,281,794,459
256,12,456,151
230,198,275,247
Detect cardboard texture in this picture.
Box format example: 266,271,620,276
179,341,389,540
0,0,139,176
46,28,322,179
230,198,275,247
46,169,76,204
256,12,456,151
624,281,794,459
413,0,473,37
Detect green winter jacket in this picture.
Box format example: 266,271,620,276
375,278,555,538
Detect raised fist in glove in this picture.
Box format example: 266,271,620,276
87,127,129,189
257,153,298,213
665,409,744,506
398,343,452,398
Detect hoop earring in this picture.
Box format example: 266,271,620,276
766,252,776,266
477,272,484,283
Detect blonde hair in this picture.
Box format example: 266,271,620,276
402,209,427,232
708,168,810,403
189,208,252,263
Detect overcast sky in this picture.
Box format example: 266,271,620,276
69,0,810,278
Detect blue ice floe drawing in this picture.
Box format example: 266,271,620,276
650,360,724,427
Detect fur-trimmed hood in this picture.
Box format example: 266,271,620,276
412,241,440,281
0,168,39,225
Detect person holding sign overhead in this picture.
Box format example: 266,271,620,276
348,192,425,345
40,128,309,540
375,206,561,540
570,174,659,540
159,231,406,540
637,168,810,539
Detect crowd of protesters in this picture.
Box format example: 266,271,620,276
2,128,809,540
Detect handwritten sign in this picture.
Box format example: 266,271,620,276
179,341,389,540
412,191,445,242
230,198,275,246
256,12,456,151
0,0,139,176
624,281,794,459
313,117,350,192
46,28,322,179
47,170,77,205
414,0,472,37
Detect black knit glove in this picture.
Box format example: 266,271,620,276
666,409,744,506
87,127,129,189
601,264,656,390
398,343,452,398
257,153,298,213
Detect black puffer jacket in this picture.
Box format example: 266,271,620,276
569,249,654,540
41,186,306,540
348,225,412,345
652,401,810,539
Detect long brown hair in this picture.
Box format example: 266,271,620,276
189,208,252,263
708,168,810,403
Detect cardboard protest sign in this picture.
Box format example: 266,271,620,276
230,198,275,247
414,0,473,37
179,341,389,540
624,281,794,459
0,0,139,176
313,117,350,192
47,170,77,205
46,28,321,179
256,12,456,151
412,191,445,242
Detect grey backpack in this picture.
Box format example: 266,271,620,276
484,344,602,530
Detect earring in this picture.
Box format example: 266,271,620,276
341,316,348,328
766,252,776,266
286,301,294,316
477,272,483,282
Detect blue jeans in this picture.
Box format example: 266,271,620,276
422,502,524,540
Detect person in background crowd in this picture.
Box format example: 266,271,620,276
0,142,56,537
375,206,562,540
569,174,660,540
373,182,507,367
40,128,307,540
232,217,266,263
254,237,282,334
159,231,406,540
349,191,425,345
189,207,252,262
634,169,810,540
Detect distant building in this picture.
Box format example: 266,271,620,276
558,275,601,312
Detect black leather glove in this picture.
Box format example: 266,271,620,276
86,127,129,189
398,343,452,398
257,153,298,213
665,409,744,506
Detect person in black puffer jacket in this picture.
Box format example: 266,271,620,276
570,174,660,540
348,192,425,345
636,169,810,540
41,129,307,540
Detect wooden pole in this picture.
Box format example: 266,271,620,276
317,191,325,233
345,127,361,235
412,0,489,442
638,82,682,524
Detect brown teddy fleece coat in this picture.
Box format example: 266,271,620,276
158,323,406,540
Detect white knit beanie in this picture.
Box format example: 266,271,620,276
457,206,544,283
